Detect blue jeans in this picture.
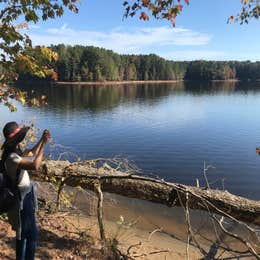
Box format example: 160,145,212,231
16,191,38,260
16,238,37,260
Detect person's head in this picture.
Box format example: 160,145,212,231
2,121,29,151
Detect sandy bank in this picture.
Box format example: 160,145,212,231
22,182,257,259
0,180,257,259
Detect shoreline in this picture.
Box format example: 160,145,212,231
55,79,182,86
35,182,257,259
16,78,243,86
211,79,239,82
55,78,240,86
0,171,257,259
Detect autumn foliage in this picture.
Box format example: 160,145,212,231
124,0,189,26
0,0,79,110
124,0,260,25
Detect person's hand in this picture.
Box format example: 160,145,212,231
42,129,51,143
256,147,260,155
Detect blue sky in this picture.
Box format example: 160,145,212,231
26,0,260,61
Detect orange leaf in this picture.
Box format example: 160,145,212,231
175,5,183,12
140,12,149,20
142,0,150,7
51,71,58,81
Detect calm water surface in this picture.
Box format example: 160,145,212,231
2,81,260,200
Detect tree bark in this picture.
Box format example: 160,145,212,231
33,160,260,227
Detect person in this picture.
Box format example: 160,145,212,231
1,121,51,260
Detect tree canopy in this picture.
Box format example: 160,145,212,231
0,0,79,109
233,0,260,24
125,0,260,25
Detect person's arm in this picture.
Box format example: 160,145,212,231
23,137,44,156
19,129,50,171
19,142,45,171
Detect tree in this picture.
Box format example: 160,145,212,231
124,0,260,25
123,0,190,26
0,0,79,109
230,0,260,24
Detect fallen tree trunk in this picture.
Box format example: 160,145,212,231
32,160,260,227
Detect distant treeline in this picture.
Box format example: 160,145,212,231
186,61,260,81
19,44,260,82
50,44,187,82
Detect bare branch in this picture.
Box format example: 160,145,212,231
212,215,260,259
94,181,106,242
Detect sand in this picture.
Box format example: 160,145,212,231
0,182,258,259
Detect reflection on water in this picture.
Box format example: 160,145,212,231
18,80,260,112
18,82,186,112
8,81,260,200
185,80,236,94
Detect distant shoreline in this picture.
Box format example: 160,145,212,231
55,78,240,86
55,80,182,86
211,79,239,82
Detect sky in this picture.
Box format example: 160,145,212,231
25,0,260,61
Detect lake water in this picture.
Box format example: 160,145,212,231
2,81,260,200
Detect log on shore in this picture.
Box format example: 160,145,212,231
32,160,260,226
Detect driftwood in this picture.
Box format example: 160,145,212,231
94,182,106,242
32,160,260,227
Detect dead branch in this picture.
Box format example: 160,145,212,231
56,180,65,209
33,160,260,227
133,249,170,258
212,215,260,259
94,181,106,242
200,196,259,258
34,159,260,259
182,192,207,257
148,227,163,241
126,241,142,256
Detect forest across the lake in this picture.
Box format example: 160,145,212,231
17,44,260,83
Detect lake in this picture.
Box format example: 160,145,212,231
2,81,260,200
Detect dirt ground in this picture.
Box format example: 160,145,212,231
0,210,205,260
0,182,258,260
